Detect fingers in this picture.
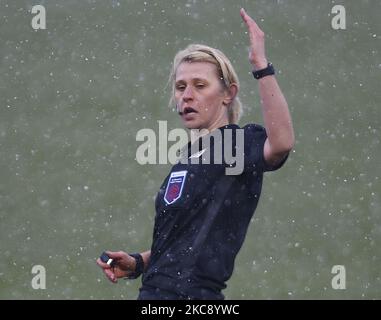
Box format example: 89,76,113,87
240,8,248,22
240,8,262,33
103,268,117,283
97,250,130,283
240,8,254,25
96,258,111,269
106,250,128,259
96,258,117,283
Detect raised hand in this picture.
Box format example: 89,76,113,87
240,8,268,70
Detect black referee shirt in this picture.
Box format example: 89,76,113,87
141,123,288,299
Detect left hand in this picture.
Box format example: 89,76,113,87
240,8,268,70
96,250,135,283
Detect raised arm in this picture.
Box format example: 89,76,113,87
240,8,295,167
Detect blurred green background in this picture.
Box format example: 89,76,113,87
0,0,380,299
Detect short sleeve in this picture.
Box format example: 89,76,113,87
243,124,289,173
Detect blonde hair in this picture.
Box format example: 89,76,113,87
168,44,242,124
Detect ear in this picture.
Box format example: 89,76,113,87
222,84,238,106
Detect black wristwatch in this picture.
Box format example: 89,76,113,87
252,62,275,79
125,253,144,279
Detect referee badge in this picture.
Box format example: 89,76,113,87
164,170,187,205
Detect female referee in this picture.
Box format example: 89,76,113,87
96,8,294,300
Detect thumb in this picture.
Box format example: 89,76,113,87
106,250,127,259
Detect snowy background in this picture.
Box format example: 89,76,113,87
0,0,380,299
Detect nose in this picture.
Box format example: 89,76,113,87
182,86,194,103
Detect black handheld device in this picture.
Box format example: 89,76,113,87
100,252,114,266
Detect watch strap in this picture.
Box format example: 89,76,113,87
125,253,144,280
252,63,275,79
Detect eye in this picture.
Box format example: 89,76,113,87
176,84,186,91
195,83,205,89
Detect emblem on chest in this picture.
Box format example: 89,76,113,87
164,170,188,205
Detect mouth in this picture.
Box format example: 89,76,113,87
179,106,198,116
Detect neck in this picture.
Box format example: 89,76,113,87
207,110,229,132
190,113,229,144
